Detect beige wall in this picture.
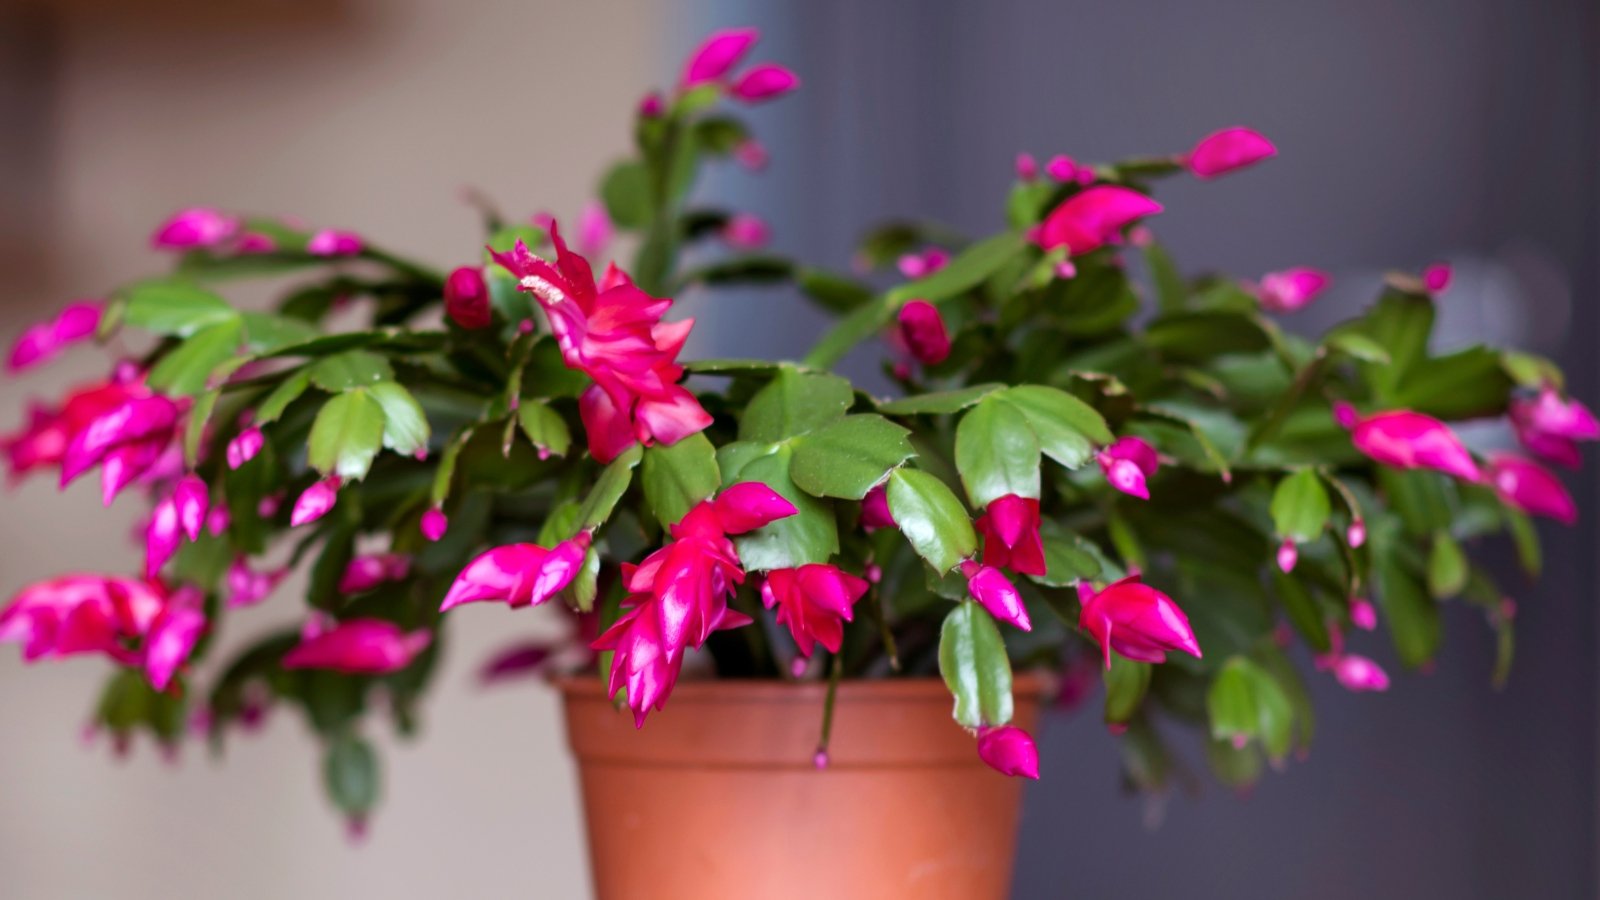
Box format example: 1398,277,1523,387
0,2,665,896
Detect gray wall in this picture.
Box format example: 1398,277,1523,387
685,1,1598,897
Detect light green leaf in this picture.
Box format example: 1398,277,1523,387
515,400,572,459
1104,655,1151,725
886,468,976,573
955,396,1041,507
722,444,839,571
1426,530,1468,598
307,389,388,480
577,444,643,530
146,318,244,397
309,351,395,392
1000,383,1113,447
256,369,313,424
739,368,855,442
122,279,239,337
367,382,430,456
938,601,1014,729
789,415,915,500
1206,656,1295,764
641,432,722,528
876,384,1004,416
1270,469,1331,542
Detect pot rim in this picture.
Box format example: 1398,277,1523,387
555,671,1054,704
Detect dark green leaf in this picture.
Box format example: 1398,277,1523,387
739,367,854,442
886,468,976,573
1273,571,1331,654
1144,243,1186,311
1270,469,1331,542
877,384,1003,416
309,351,395,392
955,396,1041,507
1371,522,1442,667
600,160,652,229
789,415,915,500
938,601,1014,728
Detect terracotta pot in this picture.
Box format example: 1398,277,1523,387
559,675,1044,900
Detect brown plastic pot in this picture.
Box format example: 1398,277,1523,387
559,675,1044,900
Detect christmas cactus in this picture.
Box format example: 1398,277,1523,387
3,26,1589,828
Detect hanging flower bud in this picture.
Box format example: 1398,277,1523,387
444,266,492,330
421,508,448,542
896,300,951,366
1334,403,1481,482
1486,454,1577,524
1036,186,1162,256
722,213,771,249
1331,654,1390,692
281,619,431,674
974,494,1046,576
173,475,210,543
1097,436,1160,499
637,91,665,118
730,64,800,103
681,27,759,87
976,725,1040,779
1276,539,1299,574
1511,387,1599,469
291,477,341,527
143,597,206,692
1422,262,1452,294
960,561,1031,631
1256,268,1331,313
145,497,183,579
338,553,413,594
1346,518,1366,548
226,426,264,470
440,533,591,612
226,557,286,609
1015,153,1039,181
861,485,896,531
8,301,102,373
1350,598,1378,631
1078,575,1201,668
151,207,238,249
306,229,364,257
1185,127,1277,179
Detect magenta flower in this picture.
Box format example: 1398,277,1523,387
1097,435,1159,500
1276,539,1299,574
281,619,431,674
681,27,759,87
895,300,952,367
1350,598,1378,631
1331,654,1390,692
0,574,170,675
1486,454,1577,524
291,477,341,527
731,64,800,103
225,557,286,609
143,596,206,691
1347,518,1367,548
1078,575,1201,668
1335,403,1481,482
439,533,591,612
151,207,238,249
722,213,771,249
961,561,1031,631
8,301,102,373
1036,186,1163,256
420,508,448,542
444,266,492,330
1185,127,1277,179
1015,153,1039,181
173,474,210,542
861,484,896,531
1511,387,1598,469
976,725,1040,779
733,138,769,172
491,222,711,462
225,426,265,470
760,564,870,658
60,393,182,492
306,229,363,257
235,232,276,254
338,553,413,594
577,201,613,261
975,494,1046,577
1256,268,1331,313
144,497,183,579
897,247,950,279
1045,154,1092,184
1423,262,1452,294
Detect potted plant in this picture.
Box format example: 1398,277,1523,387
2,24,1590,900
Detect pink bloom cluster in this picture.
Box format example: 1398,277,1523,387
0,575,205,691
492,222,712,463
679,28,800,104
282,617,431,675
1255,267,1331,313
760,564,870,659
1035,186,1163,256
593,483,797,726
440,533,591,612
1097,435,1160,500
1511,386,1598,469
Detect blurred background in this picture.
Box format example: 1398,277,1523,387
0,1,1594,898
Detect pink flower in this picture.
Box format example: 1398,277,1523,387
59,392,183,498
1335,403,1481,482
731,64,800,103
722,213,770,249
1015,153,1039,181
226,426,265,470
207,504,231,536
974,494,1046,576
1,574,165,664
444,266,492,330
1256,268,1331,313
338,553,412,594
1423,262,1452,294
281,619,432,674
306,229,363,257
144,497,183,579
1036,186,1163,256
1511,388,1598,469
1347,518,1367,548
1331,654,1390,692
861,484,896,531
681,27,759,87
897,248,950,279
3,378,148,487
1185,127,1277,179
8,301,102,373
143,594,206,691
225,557,286,609
1044,154,1088,183
733,139,769,172
1097,436,1160,499
1486,454,1576,524
1276,539,1298,574
291,477,341,527
1078,575,1202,668
491,222,711,462
961,561,1031,631
151,207,238,249
637,91,665,118
577,201,613,261
420,508,448,542
976,725,1040,779
595,600,710,728
760,564,870,658
439,534,591,611
173,474,209,542
895,300,951,366
235,233,277,254
1350,598,1378,631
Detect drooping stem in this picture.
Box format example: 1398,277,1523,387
815,653,843,768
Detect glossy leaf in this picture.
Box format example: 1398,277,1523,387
307,389,388,480
722,444,838,570
1001,384,1113,446
577,444,643,530
886,468,976,573
938,601,1014,729
516,400,573,459
367,382,430,457
739,367,854,442
789,415,915,500
309,351,395,392
146,318,245,397
1270,469,1331,542
956,396,1041,506
256,370,313,423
